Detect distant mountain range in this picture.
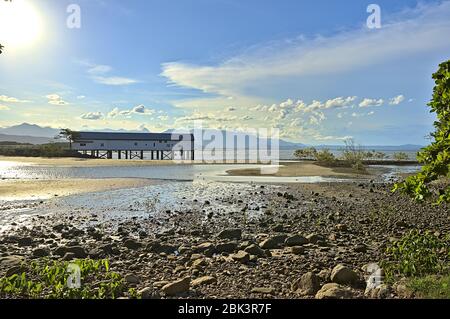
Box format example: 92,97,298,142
0,123,424,150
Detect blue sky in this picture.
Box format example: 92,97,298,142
0,0,449,145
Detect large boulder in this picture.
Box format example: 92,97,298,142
244,244,266,257
216,242,238,253
315,283,356,299
65,246,87,259
123,238,142,250
0,255,25,268
161,277,191,296
192,276,217,287
230,251,250,263
217,229,242,240
259,235,287,249
285,234,308,246
331,264,359,286
292,272,321,296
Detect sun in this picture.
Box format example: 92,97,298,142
0,0,44,49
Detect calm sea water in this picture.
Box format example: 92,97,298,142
104,149,419,161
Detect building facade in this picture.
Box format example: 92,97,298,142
71,132,195,160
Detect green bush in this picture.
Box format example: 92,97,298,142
0,258,136,299
381,230,449,281
393,152,409,161
406,275,450,299
293,147,318,160
315,149,336,165
0,143,86,158
394,60,450,204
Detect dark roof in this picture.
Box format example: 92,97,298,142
74,132,194,141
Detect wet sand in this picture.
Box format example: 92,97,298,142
226,161,386,179
0,156,191,167
0,178,155,200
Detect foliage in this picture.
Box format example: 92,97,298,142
381,230,449,281
57,129,80,143
0,142,87,158
0,258,134,299
314,148,336,165
406,275,450,299
392,152,409,161
394,60,450,204
293,147,336,165
293,147,318,160
340,139,366,163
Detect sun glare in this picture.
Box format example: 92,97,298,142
0,0,44,49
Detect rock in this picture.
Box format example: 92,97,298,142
331,264,359,286
216,242,238,253
230,251,250,263
193,242,215,253
139,287,160,299
318,269,331,282
315,283,356,299
161,277,191,296
272,224,284,232
158,244,178,254
217,229,242,240
66,246,87,259
306,233,323,244
123,239,142,250
0,255,25,268
285,234,308,246
259,235,287,249
354,244,367,253
290,246,305,255
6,265,27,277
32,248,50,258
17,237,33,247
292,272,321,296
53,246,68,257
192,276,217,287
125,273,140,284
244,244,266,257
251,287,275,295
191,258,207,269
365,284,390,299
335,224,348,232
61,252,76,261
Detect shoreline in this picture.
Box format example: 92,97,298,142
0,180,447,299
0,178,156,201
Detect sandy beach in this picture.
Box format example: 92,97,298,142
0,178,155,200
0,156,192,167
226,161,387,179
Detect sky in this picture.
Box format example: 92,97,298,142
0,0,449,145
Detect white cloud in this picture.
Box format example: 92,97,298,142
324,96,357,109
87,65,112,75
161,2,450,105
0,95,28,103
79,61,139,86
0,104,10,110
77,95,86,100
389,94,405,105
108,105,155,118
80,112,104,120
93,76,139,86
359,98,384,108
313,134,353,141
46,94,69,106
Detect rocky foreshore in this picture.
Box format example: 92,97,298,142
0,181,448,299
